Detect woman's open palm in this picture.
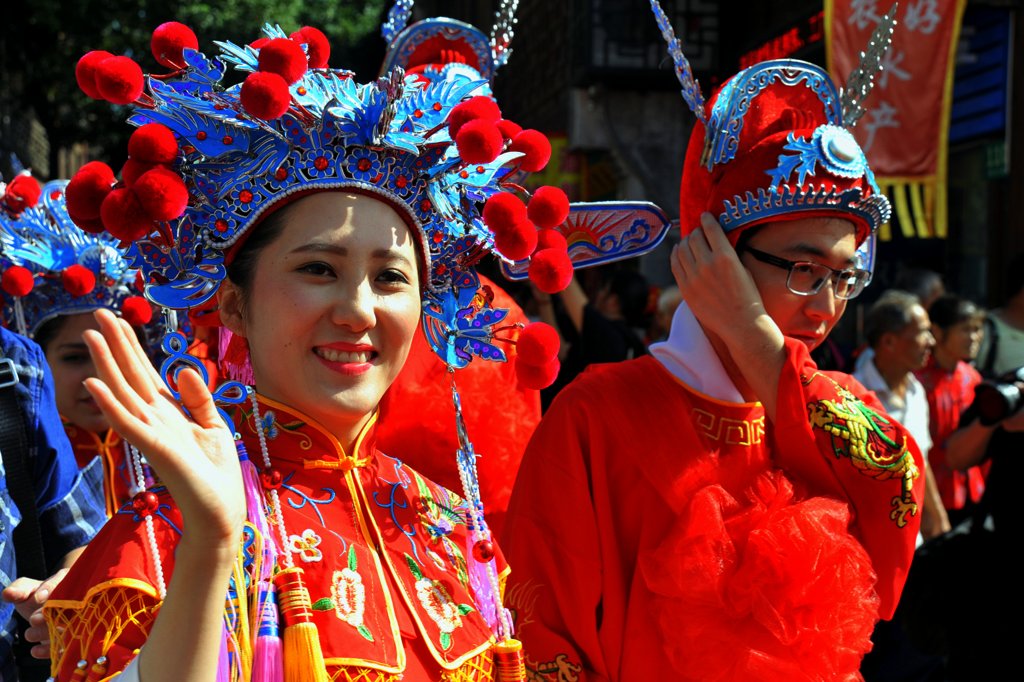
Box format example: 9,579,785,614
83,309,246,546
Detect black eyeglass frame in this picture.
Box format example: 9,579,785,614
740,246,871,300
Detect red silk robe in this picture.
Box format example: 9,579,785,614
46,395,508,681
502,340,923,681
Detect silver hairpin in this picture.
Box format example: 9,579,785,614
841,3,899,128
649,0,707,124
490,0,519,69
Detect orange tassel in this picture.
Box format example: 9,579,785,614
273,567,329,682
494,638,527,682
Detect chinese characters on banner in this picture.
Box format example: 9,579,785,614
825,0,966,239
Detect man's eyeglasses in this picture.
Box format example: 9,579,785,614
741,246,871,300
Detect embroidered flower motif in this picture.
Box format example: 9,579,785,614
406,553,473,650
260,410,279,439
344,147,382,182
287,528,323,563
312,546,373,641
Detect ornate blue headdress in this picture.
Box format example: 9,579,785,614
1,177,154,338
381,0,519,82
72,20,668,372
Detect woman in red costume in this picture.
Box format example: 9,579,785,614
1,175,158,516
915,295,988,521
501,6,925,681
41,17,586,682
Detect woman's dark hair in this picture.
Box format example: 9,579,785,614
224,203,293,307
33,315,70,356
928,294,981,331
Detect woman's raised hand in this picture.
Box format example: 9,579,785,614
82,309,246,548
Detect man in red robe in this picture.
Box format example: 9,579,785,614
502,57,925,681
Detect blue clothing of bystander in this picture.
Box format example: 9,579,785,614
0,325,105,679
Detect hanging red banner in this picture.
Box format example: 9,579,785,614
825,0,966,239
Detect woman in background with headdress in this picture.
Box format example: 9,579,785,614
42,18,590,682
502,5,924,680
1,174,158,516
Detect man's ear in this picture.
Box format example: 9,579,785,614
218,278,248,338
880,331,897,353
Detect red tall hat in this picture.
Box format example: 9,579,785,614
677,60,891,246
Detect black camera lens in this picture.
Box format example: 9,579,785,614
974,382,1023,426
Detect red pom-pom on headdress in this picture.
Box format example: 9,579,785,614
95,56,145,105
1,266,35,297
3,175,42,213
493,220,538,261
528,247,573,294
516,356,560,390
66,161,115,221
447,96,501,139
75,51,114,100
72,215,107,234
257,37,308,84
250,37,271,50
482,192,527,235
133,167,189,221
517,322,560,366
527,186,570,229
240,71,292,120
121,159,157,187
536,228,568,253
510,129,552,172
290,27,330,69
100,188,152,242
62,264,97,297
151,22,199,69
496,119,523,141
121,295,154,325
128,123,179,165
456,119,503,165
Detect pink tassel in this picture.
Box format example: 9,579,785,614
252,583,284,682
238,443,269,539
216,625,231,682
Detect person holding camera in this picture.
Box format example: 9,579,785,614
902,365,1024,679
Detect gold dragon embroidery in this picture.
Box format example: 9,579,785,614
806,376,920,527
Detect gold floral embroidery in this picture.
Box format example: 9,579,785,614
405,554,474,650
313,546,373,641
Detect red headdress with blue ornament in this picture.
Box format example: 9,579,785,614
650,0,897,275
